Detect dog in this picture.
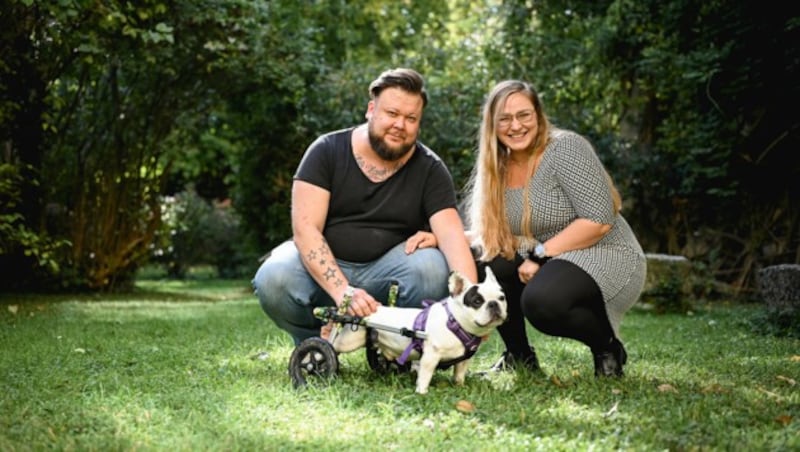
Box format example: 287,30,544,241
329,268,507,394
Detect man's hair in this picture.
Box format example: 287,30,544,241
368,68,428,107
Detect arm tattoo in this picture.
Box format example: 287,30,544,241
305,239,344,287
306,249,318,261
304,239,331,264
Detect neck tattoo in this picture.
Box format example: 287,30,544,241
355,153,403,182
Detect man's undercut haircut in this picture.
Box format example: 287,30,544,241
368,68,428,107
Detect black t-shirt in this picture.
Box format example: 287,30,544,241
294,127,457,262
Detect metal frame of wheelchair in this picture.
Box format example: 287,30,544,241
288,283,424,388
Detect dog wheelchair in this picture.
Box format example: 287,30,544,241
288,283,424,388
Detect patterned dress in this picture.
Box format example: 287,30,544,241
505,130,647,336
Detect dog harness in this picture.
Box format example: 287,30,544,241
396,299,482,369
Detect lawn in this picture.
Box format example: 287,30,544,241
1,275,798,451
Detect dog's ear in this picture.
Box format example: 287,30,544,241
448,270,466,297
484,267,499,285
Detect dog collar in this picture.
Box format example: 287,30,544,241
396,299,482,369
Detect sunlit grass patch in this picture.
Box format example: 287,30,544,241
1,277,798,451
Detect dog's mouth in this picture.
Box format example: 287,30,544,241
474,315,506,329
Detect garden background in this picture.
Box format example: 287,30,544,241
2,1,799,450
2,0,797,296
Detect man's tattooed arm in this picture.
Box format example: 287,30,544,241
301,238,347,301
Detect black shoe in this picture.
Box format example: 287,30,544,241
489,348,541,373
593,338,627,377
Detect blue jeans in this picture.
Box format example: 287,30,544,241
252,240,450,345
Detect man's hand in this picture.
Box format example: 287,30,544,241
341,286,380,317
405,230,438,254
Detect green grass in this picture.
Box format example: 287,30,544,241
1,277,798,451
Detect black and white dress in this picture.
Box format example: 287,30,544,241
505,130,647,336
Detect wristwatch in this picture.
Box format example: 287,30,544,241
534,243,548,259
530,243,550,265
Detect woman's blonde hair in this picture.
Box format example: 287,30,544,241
464,80,621,261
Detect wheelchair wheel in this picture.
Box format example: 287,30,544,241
289,337,339,388
365,328,412,375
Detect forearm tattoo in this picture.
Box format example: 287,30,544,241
305,239,345,288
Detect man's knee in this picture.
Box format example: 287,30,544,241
253,258,296,316
411,247,449,274
401,248,450,303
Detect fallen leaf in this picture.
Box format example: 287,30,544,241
455,399,475,413
8,305,18,315
701,383,727,394
775,415,793,426
249,351,270,361
612,388,622,395
776,375,796,386
550,375,564,387
757,387,780,398
73,348,86,354
603,401,619,417
790,355,800,362
657,383,678,393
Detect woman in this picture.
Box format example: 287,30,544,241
464,80,646,377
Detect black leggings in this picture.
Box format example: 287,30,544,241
478,256,615,355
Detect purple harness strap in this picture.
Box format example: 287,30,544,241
396,299,482,369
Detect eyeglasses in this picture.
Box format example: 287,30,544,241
497,109,535,129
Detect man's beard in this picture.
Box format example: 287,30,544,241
368,126,414,162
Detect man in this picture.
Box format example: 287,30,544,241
253,68,476,345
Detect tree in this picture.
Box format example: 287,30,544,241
1,0,313,289
483,0,799,294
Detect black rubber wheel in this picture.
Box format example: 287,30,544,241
365,328,412,375
289,337,339,388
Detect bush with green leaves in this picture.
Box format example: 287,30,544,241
0,163,69,290
150,188,253,279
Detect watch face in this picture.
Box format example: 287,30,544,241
535,244,546,257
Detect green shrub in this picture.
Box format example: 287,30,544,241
747,306,800,339
641,273,694,314
0,163,69,290
150,187,255,279
640,254,695,314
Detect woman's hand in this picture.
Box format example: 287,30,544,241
518,259,541,284
405,230,438,254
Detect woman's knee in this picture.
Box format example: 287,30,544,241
520,283,561,325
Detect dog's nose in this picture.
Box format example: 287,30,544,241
487,300,502,317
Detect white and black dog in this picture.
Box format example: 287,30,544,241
330,268,507,394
